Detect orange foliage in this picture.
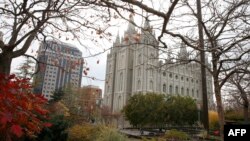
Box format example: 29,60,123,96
209,110,219,130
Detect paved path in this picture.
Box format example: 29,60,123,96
120,129,151,137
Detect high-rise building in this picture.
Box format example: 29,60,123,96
34,40,83,100
104,17,213,112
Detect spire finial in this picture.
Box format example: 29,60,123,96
127,13,136,33
115,30,120,44
179,42,189,60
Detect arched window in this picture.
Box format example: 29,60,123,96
138,67,141,76
118,96,122,110
187,88,189,96
137,80,141,90
138,54,142,64
175,86,179,94
150,80,153,90
119,72,123,91
181,87,184,95
149,69,153,77
169,85,173,94
169,73,172,78
150,53,154,64
121,55,124,68
163,84,166,92
163,72,166,77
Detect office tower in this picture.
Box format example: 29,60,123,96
34,40,83,100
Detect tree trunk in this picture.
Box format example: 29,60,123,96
243,101,249,123
214,79,225,139
239,86,249,123
0,54,12,75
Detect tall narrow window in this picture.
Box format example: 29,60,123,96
119,72,123,91
163,72,166,77
150,80,153,90
181,87,184,95
150,53,154,64
197,90,199,98
192,89,194,97
187,88,189,96
175,86,179,94
149,69,153,77
138,54,142,65
107,86,110,93
121,55,124,68
163,84,166,93
138,67,141,77
137,80,141,90
118,96,121,110
169,85,173,94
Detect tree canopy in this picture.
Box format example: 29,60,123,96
165,95,198,125
123,93,198,127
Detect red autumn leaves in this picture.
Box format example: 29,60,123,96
0,74,51,140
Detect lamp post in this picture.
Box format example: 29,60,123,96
197,102,201,124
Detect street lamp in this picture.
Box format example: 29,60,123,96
197,102,201,124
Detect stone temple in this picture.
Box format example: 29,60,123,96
104,17,213,113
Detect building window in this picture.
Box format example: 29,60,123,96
186,78,189,82
175,75,178,79
137,80,141,90
150,80,153,90
138,54,142,64
192,89,194,97
118,96,122,110
181,87,184,95
175,86,179,94
169,73,172,78
191,79,194,83
138,67,141,77
187,88,189,96
163,72,166,77
107,86,110,93
119,72,123,91
163,84,166,92
197,90,199,98
121,55,124,68
181,76,184,81
169,85,173,94
149,69,153,77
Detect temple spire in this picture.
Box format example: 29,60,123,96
115,31,120,44
178,42,189,61
126,14,136,34
144,18,150,30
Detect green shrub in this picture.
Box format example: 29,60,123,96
37,115,68,141
164,129,189,141
96,126,127,141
